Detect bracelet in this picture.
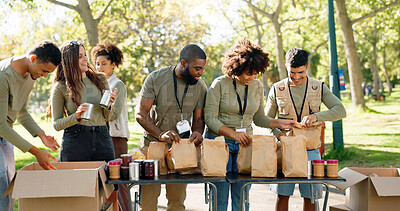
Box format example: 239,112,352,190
158,131,165,141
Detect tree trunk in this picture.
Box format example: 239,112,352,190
382,47,392,95
370,28,380,98
334,0,365,109
77,0,99,48
272,19,287,80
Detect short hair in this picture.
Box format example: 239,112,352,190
91,43,124,67
285,48,309,68
28,40,61,66
222,38,270,76
179,44,206,64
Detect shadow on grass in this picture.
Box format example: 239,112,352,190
323,144,400,168
366,133,400,137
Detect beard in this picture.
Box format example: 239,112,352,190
181,65,198,85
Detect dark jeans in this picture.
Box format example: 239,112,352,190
60,124,115,162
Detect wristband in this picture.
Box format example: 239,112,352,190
158,131,166,141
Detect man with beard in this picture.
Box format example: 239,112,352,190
135,44,207,211
0,41,61,210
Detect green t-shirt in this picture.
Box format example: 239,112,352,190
204,75,272,139
51,75,112,131
265,78,347,137
139,66,207,146
0,57,42,152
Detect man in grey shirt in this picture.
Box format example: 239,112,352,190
135,44,207,211
0,41,61,210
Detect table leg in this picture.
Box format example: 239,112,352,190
204,184,210,210
310,183,321,211
322,184,329,211
239,182,251,211
206,182,218,211
127,184,135,211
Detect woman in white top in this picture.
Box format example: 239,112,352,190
91,43,130,211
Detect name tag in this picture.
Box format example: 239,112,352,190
235,128,247,133
176,120,191,134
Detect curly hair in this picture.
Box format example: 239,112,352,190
53,41,107,106
222,38,270,76
91,43,123,67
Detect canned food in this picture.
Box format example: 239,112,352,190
120,166,130,180
153,160,159,178
134,159,145,179
129,162,140,180
81,103,94,120
100,90,112,108
144,159,155,179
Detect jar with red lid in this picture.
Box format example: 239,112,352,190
313,159,325,177
108,160,121,179
327,159,339,177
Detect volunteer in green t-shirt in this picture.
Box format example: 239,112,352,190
50,41,117,162
135,44,207,211
266,48,346,211
0,41,61,211
204,38,296,211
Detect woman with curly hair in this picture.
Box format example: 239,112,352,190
91,43,130,211
204,38,295,211
50,40,117,162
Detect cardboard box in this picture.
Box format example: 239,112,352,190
4,161,114,211
329,167,400,211
329,204,352,211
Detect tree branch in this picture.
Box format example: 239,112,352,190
282,14,319,24
244,0,273,19
47,0,77,11
96,0,114,21
351,1,398,25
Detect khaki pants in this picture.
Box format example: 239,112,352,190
139,146,186,211
140,184,187,211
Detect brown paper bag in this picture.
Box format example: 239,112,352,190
147,142,169,175
281,135,308,177
292,122,322,150
171,139,198,170
166,149,178,174
179,146,202,175
201,136,229,176
237,144,252,174
251,135,277,177
276,141,282,172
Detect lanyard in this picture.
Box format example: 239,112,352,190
233,78,248,117
173,66,189,119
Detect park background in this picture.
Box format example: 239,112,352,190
1,0,399,210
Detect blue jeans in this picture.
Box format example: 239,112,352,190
205,133,250,211
270,148,323,199
0,138,15,211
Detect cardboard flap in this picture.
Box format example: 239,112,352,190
98,162,114,198
12,169,98,198
370,177,400,196
2,175,16,198
327,167,368,191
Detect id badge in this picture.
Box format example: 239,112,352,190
236,127,247,133
176,120,191,135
